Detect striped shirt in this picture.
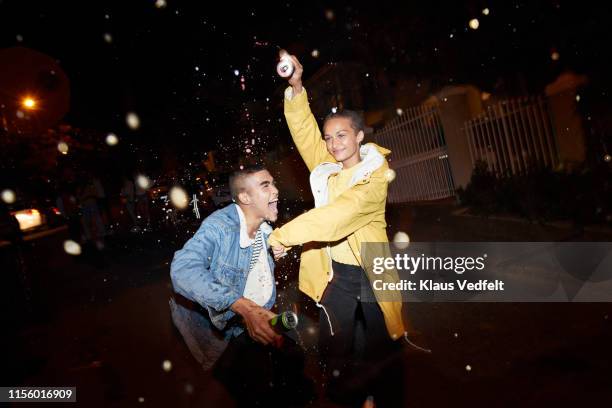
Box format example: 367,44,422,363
235,205,273,307
248,230,264,272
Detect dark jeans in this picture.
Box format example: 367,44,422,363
212,332,313,407
319,260,404,407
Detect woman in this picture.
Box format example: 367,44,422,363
268,54,408,405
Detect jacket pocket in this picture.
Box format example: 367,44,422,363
217,263,244,288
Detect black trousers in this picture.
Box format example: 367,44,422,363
319,260,404,407
212,332,312,407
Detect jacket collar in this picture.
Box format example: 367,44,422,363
350,143,387,185
312,143,388,182
234,204,273,248
309,143,388,207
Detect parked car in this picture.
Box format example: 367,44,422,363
6,197,64,234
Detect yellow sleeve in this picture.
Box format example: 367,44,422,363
284,87,335,172
270,176,387,246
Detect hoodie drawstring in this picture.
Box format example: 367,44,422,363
316,302,335,336
403,332,432,353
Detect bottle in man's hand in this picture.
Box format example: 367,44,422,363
269,311,298,333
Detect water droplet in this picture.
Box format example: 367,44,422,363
57,141,69,155
136,175,151,190
393,231,410,250
384,169,396,182
170,186,189,209
1,189,16,204
126,112,140,130
63,240,82,256
105,133,119,146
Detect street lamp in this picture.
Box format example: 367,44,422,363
22,96,37,110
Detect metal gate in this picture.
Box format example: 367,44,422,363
371,105,455,202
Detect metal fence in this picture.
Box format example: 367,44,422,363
372,105,455,202
463,96,559,176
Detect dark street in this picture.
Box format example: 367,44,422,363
2,1,612,406
4,204,612,407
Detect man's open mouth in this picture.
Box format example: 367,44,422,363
268,199,278,212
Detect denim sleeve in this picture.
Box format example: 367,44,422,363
170,221,242,316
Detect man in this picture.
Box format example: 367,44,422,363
170,165,310,406
268,55,407,406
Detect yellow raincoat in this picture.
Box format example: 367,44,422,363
268,87,406,339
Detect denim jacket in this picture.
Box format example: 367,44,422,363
170,204,276,338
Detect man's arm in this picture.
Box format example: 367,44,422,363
170,222,242,313
269,176,387,247
284,54,335,172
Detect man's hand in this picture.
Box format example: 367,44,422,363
231,297,282,346
271,245,287,261
280,51,303,94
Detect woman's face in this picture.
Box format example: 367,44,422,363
323,117,364,167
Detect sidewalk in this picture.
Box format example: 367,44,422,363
387,203,612,242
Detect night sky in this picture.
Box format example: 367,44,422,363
1,0,610,173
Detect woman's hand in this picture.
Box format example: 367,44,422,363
271,245,288,261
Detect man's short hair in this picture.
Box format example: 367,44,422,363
323,109,365,134
229,164,267,201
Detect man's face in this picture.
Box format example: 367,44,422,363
323,117,364,165
242,170,279,222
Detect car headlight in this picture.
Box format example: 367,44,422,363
12,209,43,231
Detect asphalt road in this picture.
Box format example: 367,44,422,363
3,204,612,407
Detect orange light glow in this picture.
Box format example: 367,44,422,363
22,97,37,110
